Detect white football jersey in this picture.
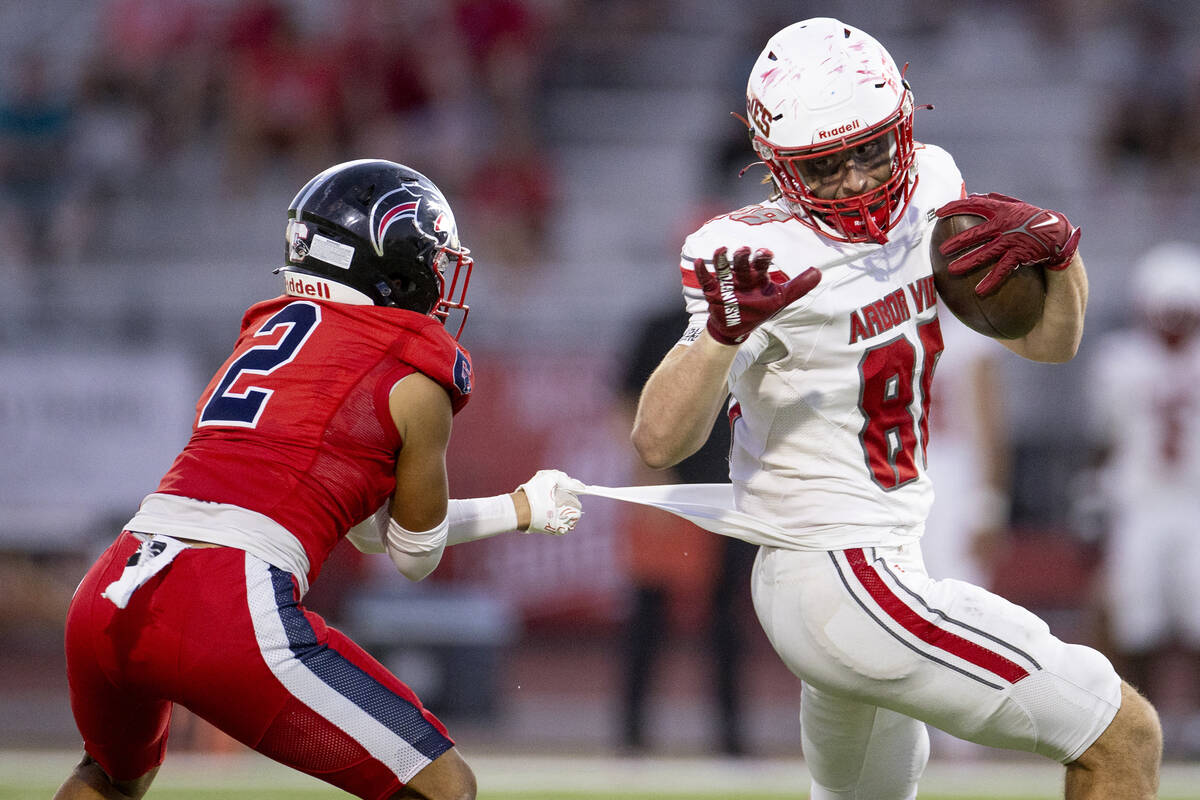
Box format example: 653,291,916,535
677,144,965,550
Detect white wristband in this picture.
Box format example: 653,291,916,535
446,495,519,545
385,515,448,581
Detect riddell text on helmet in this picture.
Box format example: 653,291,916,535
816,119,862,140
285,273,333,300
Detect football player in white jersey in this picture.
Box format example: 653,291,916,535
631,18,1160,800
1086,242,1200,749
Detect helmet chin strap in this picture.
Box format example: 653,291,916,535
794,199,891,246
861,204,889,244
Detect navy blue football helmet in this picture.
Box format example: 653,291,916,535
278,159,472,335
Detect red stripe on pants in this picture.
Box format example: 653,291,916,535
845,548,1029,684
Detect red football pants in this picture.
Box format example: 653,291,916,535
65,531,453,800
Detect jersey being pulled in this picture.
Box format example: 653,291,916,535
151,296,473,586
678,144,964,550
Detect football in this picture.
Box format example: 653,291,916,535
930,214,1046,339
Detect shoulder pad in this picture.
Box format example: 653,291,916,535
386,311,473,414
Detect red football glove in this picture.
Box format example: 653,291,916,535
935,192,1081,297
692,246,821,345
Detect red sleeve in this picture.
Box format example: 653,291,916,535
388,316,474,414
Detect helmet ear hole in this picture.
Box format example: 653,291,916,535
390,274,419,300
387,270,440,316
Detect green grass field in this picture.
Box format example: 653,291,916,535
6,751,1199,799
0,791,1068,800
8,788,1199,800
0,788,1080,800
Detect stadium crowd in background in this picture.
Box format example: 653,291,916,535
0,50,76,277
0,0,562,293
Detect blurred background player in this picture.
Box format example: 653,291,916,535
616,306,754,757
922,310,1011,590
53,159,583,800
921,310,1012,760
1083,240,1200,757
630,17,1161,800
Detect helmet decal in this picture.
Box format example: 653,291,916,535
308,232,355,270
369,186,422,257
748,95,777,137
286,220,309,262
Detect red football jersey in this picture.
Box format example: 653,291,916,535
156,296,472,584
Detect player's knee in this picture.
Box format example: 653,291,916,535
65,753,156,799
392,749,476,800
425,773,475,800
448,763,477,800
1115,684,1163,763
392,772,475,800
1076,682,1162,770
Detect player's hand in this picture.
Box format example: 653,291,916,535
518,469,584,535
935,193,1081,297
693,246,821,345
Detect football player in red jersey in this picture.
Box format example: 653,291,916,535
630,18,1159,800
54,160,583,800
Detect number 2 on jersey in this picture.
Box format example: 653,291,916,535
858,317,943,490
199,302,321,428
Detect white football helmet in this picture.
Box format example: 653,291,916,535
745,18,916,244
1133,241,1200,338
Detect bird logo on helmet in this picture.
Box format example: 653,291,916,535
369,186,422,257
277,159,473,337
744,17,918,245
